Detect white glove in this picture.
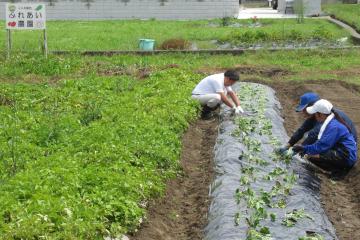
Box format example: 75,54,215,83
233,106,244,115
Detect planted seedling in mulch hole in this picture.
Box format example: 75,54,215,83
246,227,272,240
282,209,313,227
298,231,324,240
234,212,241,226
270,213,276,222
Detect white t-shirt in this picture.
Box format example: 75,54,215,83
192,73,233,95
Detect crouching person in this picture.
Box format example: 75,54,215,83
292,99,357,172
191,70,244,120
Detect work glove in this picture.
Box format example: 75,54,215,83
292,145,304,154
275,145,290,155
233,106,244,115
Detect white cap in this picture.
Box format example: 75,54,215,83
306,99,333,115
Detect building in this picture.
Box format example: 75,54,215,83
278,0,321,16
0,0,239,20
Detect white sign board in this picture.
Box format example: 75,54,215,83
6,3,46,30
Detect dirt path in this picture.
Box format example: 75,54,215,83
269,80,360,240
132,119,217,240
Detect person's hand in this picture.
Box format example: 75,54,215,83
275,145,290,155
233,106,244,115
292,145,304,154
236,106,244,114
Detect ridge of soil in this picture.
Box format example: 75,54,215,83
268,80,360,240
132,119,217,240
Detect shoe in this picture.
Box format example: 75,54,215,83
201,105,215,120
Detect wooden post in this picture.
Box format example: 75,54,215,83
43,29,48,59
6,29,11,59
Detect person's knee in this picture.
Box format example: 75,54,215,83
207,96,221,108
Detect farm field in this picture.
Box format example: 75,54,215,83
0,49,360,239
0,18,352,51
1,10,360,239
323,3,360,33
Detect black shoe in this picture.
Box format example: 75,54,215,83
201,105,215,120
330,169,349,181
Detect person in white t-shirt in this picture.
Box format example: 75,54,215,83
191,70,244,119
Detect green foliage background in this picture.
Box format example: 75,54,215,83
0,56,199,238
323,3,360,33
0,18,350,51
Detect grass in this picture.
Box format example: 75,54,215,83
323,3,360,33
0,18,351,51
1,49,360,83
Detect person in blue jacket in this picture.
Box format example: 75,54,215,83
277,92,357,153
292,99,357,171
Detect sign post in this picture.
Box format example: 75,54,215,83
6,29,12,59
5,3,47,59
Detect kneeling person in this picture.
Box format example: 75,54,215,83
192,70,244,119
292,99,357,171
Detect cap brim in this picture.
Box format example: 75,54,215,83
295,104,306,112
306,106,316,114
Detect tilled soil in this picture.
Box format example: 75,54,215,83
269,80,360,240
132,119,217,240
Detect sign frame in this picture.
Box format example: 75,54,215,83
5,3,47,59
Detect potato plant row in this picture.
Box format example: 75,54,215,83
0,68,199,238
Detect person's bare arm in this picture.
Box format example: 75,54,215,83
219,92,235,108
228,91,241,107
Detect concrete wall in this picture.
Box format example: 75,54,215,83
0,0,239,20
278,0,321,16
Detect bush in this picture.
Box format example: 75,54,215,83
159,38,191,50
312,27,334,40
287,29,304,41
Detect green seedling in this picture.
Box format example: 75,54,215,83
247,228,272,240
269,167,286,177
242,166,255,175
234,212,241,226
270,213,276,222
260,190,272,206
282,209,313,227
240,175,251,185
283,172,297,184
276,198,287,209
299,232,324,240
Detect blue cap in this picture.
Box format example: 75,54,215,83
295,92,320,112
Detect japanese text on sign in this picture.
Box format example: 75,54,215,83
6,4,46,30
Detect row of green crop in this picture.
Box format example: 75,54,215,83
0,18,350,51
0,66,199,238
219,26,336,44
323,3,360,33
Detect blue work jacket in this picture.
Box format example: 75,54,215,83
288,108,358,146
303,118,357,167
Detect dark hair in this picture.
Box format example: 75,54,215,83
224,70,240,81
332,109,352,132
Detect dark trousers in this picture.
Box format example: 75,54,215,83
308,149,350,172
